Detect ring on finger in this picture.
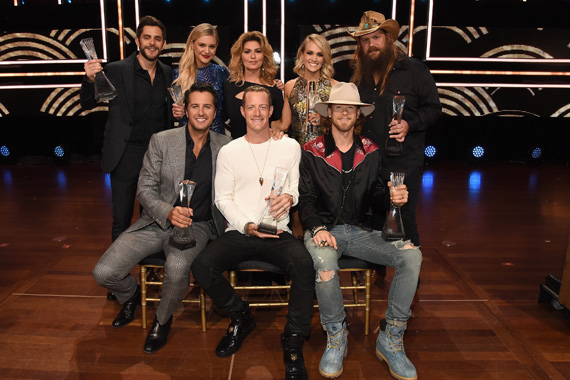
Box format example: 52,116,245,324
319,240,326,246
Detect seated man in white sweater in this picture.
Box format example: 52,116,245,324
192,86,314,380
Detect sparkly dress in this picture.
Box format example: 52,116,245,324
288,77,332,145
172,63,229,134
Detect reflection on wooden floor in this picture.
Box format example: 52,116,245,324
0,161,569,379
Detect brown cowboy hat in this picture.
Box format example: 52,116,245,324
348,10,400,41
314,82,375,117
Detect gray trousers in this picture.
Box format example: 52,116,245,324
93,220,215,324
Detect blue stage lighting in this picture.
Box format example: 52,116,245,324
422,171,434,191
469,171,481,192
425,145,436,158
531,147,542,159
472,146,485,158
0,145,10,157
54,145,65,158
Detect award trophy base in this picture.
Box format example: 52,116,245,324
169,235,197,250
382,230,406,241
385,140,403,157
382,204,406,241
94,72,118,102
169,227,197,250
258,222,278,235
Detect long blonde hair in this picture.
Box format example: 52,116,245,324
173,23,219,94
293,34,335,80
228,31,278,86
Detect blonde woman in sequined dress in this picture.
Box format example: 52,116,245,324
273,34,338,145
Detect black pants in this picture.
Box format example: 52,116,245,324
374,166,422,246
192,231,315,336
109,144,146,242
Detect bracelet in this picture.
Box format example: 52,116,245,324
311,225,327,238
244,222,255,236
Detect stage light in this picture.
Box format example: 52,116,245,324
531,147,542,159
526,146,543,166
0,145,10,157
54,145,65,158
53,145,68,164
425,145,436,158
472,146,485,158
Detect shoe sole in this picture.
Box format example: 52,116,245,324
375,347,417,380
319,338,347,378
112,318,135,328
215,320,257,358
319,367,343,378
143,341,167,354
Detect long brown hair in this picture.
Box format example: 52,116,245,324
173,23,219,95
350,32,403,94
228,31,278,86
321,108,366,136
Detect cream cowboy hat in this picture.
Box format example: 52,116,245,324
314,82,375,117
348,10,400,41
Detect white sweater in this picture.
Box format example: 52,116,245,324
215,136,301,234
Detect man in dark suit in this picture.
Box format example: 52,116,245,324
93,82,232,354
81,15,173,241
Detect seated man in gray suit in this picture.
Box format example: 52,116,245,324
93,82,231,354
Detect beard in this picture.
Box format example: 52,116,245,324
360,42,396,84
139,46,160,62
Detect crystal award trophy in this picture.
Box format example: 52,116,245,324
385,95,405,157
80,38,118,102
305,81,320,142
168,84,184,106
258,167,289,235
169,180,197,250
382,172,406,241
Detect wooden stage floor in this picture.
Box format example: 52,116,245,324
0,161,569,379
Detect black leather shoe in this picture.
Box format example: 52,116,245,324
112,285,140,328
143,315,173,354
281,332,308,380
215,305,256,358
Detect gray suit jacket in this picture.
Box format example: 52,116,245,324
127,128,232,236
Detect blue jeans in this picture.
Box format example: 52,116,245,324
304,225,422,326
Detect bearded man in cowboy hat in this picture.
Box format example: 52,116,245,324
350,11,441,248
298,82,422,380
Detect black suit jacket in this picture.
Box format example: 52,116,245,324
80,53,173,173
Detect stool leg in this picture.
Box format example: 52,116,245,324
141,265,147,329
351,272,359,303
364,269,371,335
200,287,207,332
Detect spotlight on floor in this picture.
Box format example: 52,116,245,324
527,146,543,166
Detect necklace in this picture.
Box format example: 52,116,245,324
246,138,271,186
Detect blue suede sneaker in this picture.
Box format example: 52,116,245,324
319,321,348,378
375,320,417,380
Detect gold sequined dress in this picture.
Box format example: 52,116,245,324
288,77,332,145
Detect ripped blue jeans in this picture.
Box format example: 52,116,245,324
305,225,422,326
